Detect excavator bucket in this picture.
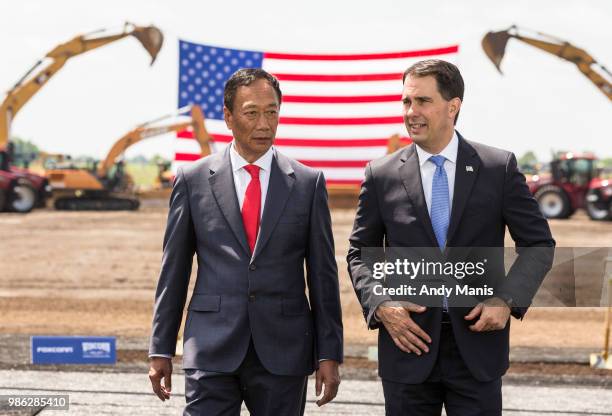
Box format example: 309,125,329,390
482,30,512,74
191,105,214,157
131,25,164,65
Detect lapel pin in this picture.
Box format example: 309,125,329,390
466,166,474,172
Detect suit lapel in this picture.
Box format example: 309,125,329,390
251,151,295,261
446,134,480,245
252,152,295,260
398,144,438,246
208,146,250,256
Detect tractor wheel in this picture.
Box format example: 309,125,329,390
8,179,36,213
0,189,6,211
585,189,611,221
534,185,571,219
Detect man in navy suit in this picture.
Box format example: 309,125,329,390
148,68,343,415
347,60,554,415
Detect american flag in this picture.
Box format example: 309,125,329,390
175,40,459,186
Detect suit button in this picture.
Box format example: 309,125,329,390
248,294,256,301
249,264,256,271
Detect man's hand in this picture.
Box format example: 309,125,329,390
465,297,511,332
149,357,173,401
376,301,431,355
315,360,340,407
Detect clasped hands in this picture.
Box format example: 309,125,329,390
375,297,511,354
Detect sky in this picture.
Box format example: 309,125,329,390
1,0,611,161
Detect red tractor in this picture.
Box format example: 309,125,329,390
0,148,40,213
528,152,611,221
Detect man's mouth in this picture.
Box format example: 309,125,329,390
408,123,427,133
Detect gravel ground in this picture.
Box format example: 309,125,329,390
0,369,611,416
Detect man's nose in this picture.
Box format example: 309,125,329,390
405,104,417,118
255,113,271,130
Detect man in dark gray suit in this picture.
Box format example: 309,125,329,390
148,68,343,415
347,60,554,415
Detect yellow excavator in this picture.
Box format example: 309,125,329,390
481,26,612,222
482,25,611,101
0,22,163,211
47,105,212,210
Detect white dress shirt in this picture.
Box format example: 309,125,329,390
229,142,274,217
414,131,458,215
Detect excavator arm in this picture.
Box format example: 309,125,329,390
0,22,163,148
97,105,213,178
482,25,612,101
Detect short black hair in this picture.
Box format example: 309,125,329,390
223,68,282,113
403,59,464,124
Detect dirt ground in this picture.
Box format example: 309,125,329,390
0,201,610,351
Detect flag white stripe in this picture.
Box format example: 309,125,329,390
280,101,402,117
176,138,388,160
276,79,402,96
262,54,458,75
203,119,407,139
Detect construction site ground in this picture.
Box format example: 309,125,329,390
0,201,611,397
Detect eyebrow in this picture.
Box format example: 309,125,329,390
402,95,433,102
242,102,279,109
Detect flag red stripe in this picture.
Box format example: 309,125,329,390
298,160,369,168
326,179,363,186
263,45,459,61
283,94,402,103
175,152,370,167
280,116,403,125
273,73,402,82
175,153,203,161
178,131,412,147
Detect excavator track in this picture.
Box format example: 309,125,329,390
54,196,139,211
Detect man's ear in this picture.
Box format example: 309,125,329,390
223,106,233,130
449,98,461,120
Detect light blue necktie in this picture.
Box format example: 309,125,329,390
429,155,450,311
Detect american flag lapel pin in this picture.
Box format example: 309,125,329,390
466,165,474,172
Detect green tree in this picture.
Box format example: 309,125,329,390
518,151,539,174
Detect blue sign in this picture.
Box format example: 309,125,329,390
31,336,116,364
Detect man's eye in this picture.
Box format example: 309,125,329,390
266,110,278,115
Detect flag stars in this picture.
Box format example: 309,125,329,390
179,43,263,119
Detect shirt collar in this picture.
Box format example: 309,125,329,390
230,142,274,173
415,130,459,167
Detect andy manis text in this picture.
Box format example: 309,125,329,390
373,284,494,297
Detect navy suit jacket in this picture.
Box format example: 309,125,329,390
150,146,343,376
347,133,554,383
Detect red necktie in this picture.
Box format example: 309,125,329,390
242,164,261,254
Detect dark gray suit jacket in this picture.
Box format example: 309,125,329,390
347,133,554,383
150,146,343,376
